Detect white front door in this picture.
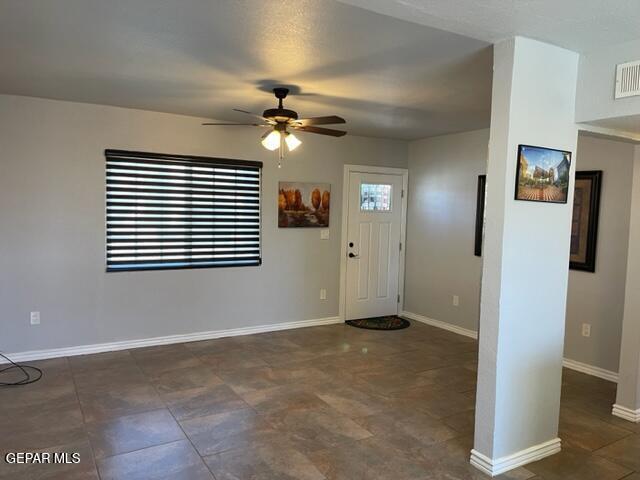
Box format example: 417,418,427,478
345,171,404,320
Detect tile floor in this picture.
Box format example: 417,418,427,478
1,321,639,479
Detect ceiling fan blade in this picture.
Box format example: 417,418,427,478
292,125,347,137
292,115,346,126
232,108,275,124
202,122,270,126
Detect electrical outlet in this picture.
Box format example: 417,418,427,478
30,311,40,325
582,323,591,337
452,295,460,307
320,288,327,300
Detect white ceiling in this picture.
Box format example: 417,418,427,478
586,115,640,138
338,0,640,53
0,0,493,140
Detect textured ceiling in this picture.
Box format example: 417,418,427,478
338,0,640,53
0,0,493,140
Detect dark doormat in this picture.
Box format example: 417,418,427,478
346,315,410,330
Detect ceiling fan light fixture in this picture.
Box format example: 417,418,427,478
261,130,281,151
284,132,302,151
204,88,345,162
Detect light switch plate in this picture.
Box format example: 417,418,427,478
320,229,330,240
30,311,40,325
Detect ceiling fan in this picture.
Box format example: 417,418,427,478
202,87,346,166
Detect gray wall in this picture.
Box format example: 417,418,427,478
0,95,407,353
404,129,487,331
404,128,635,373
565,134,635,373
576,38,640,125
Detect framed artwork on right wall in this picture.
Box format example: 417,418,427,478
570,170,602,272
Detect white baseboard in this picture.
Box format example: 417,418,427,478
562,358,619,383
5,309,621,390
612,404,640,423
402,310,619,383
470,438,561,477
1,316,343,364
401,311,478,339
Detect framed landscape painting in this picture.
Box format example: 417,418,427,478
515,145,572,203
278,182,330,228
570,171,602,272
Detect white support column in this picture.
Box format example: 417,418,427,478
614,146,640,423
471,37,579,476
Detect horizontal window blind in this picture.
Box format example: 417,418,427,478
106,150,262,272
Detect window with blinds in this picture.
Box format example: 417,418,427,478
105,150,262,272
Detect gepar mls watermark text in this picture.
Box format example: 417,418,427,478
5,452,81,464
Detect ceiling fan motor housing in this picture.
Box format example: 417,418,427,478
263,87,298,122
262,108,298,122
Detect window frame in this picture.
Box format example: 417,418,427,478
105,149,263,273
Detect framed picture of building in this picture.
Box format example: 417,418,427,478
515,145,572,203
570,171,602,272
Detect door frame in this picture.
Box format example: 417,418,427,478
338,164,409,322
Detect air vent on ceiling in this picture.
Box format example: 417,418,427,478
615,60,640,99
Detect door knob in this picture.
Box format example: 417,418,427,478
348,252,359,258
